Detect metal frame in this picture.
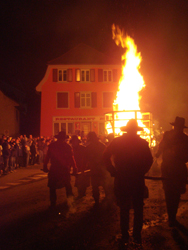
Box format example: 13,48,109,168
104,110,153,146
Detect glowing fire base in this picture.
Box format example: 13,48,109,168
105,110,153,146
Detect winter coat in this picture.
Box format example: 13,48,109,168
44,140,77,189
103,133,153,197
85,140,106,176
156,129,188,194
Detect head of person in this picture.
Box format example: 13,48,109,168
120,119,143,135
87,131,98,143
54,131,67,141
170,116,187,132
70,135,81,147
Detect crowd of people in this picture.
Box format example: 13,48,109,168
1,116,188,247
0,134,56,175
0,133,112,176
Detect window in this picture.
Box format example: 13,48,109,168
76,69,80,82
74,92,97,108
57,92,69,108
98,68,120,82
80,92,91,108
103,92,114,108
58,69,67,82
54,123,59,135
54,122,74,136
76,69,90,82
61,123,66,132
103,70,112,82
68,123,73,134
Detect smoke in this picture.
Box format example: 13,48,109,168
66,196,76,218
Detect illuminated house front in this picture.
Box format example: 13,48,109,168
36,44,121,137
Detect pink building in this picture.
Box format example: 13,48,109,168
36,44,121,137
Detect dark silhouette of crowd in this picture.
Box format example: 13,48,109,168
0,133,108,177
0,134,54,176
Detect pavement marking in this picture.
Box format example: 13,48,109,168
35,174,48,177
6,183,20,186
0,172,48,191
29,176,43,180
0,186,10,189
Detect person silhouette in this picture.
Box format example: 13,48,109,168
103,119,153,246
155,116,188,227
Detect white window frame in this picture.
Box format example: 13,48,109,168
103,70,112,82
81,69,90,82
58,69,67,82
53,122,74,136
80,92,91,108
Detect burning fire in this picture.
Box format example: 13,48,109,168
112,24,145,112
106,24,153,144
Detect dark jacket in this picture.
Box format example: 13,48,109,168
2,140,10,158
103,133,153,195
44,140,77,188
156,129,188,193
85,140,106,176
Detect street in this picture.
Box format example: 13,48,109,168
0,163,188,250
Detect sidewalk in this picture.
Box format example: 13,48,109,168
0,164,47,187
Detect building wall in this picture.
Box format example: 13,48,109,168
0,90,20,137
39,65,121,137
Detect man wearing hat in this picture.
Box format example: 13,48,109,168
70,135,88,198
103,119,153,246
155,116,188,227
43,131,78,208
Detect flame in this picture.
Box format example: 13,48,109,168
112,25,145,111
106,25,152,143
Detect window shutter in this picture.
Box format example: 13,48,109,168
118,68,121,82
91,92,97,108
74,92,80,108
98,69,103,82
53,69,58,82
68,69,73,82
90,69,95,82
113,69,118,82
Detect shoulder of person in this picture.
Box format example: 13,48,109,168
163,130,172,138
183,132,188,141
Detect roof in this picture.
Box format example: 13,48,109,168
48,43,121,65
0,81,25,104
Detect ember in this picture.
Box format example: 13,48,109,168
105,24,154,146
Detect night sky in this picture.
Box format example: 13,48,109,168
1,0,188,134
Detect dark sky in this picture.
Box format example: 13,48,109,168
1,0,188,132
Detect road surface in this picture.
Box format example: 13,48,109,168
0,164,188,250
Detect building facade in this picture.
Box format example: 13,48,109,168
36,44,121,137
0,90,20,137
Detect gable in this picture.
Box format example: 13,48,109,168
48,43,121,65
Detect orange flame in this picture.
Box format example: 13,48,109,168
105,25,152,139
112,24,145,112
